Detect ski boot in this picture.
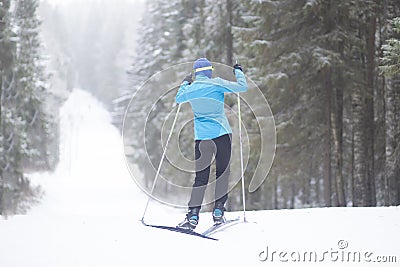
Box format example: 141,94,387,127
177,207,200,231
212,203,226,225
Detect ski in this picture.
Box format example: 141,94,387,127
202,216,241,236
141,219,218,241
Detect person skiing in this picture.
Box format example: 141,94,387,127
176,58,248,230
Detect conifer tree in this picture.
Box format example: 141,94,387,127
14,0,50,170
1,0,50,214
0,0,15,215
381,15,400,206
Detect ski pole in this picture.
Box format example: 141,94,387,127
237,92,247,223
235,58,247,223
141,104,181,223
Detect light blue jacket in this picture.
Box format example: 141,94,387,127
176,69,248,140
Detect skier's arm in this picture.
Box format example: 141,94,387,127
214,69,248,93
176,81,190,104
176,73,194,103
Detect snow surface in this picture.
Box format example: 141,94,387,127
1,89,399,267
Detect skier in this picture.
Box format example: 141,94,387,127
176,58,247,230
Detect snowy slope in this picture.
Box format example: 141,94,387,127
0,89,399,267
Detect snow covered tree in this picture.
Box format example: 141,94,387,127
0,0,15,215
0,0,32,215
233,0,342,208
234,0,384,208
381,18,400,76
0,0,51,215
118,0,192,198
381,16,400,206
342,1,378,207
14,0,50,170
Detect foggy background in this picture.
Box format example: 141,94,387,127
39,0,145,107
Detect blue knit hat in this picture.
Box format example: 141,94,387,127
193,58,213,78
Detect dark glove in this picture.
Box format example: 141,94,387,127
183,73,193,84
233,63,243,74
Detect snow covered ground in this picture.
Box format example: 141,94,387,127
1,89,399,267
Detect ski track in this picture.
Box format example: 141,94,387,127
1,89,399,267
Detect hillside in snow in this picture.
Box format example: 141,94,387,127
0,89,399,267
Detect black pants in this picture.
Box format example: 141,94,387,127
188,134,231,210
